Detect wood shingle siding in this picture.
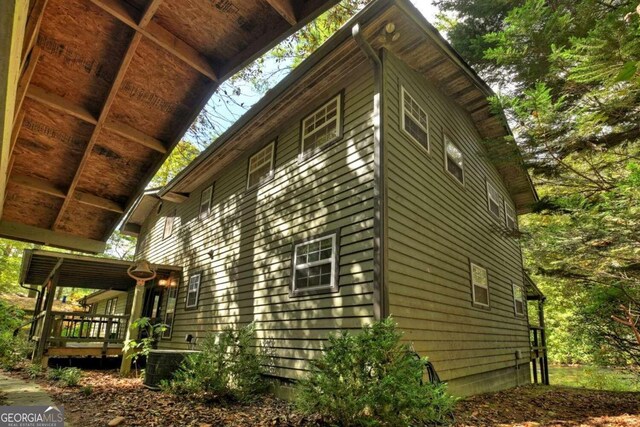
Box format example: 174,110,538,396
137,64,376,380
382,51,530,393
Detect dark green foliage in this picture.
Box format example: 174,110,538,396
162,322,266,403
296,318,456,426
0,300,31,370
26,363,44,379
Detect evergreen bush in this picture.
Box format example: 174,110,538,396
162,322,267,402
296,318,456,426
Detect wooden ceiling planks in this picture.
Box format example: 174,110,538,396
2,0,337,252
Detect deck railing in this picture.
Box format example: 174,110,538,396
33,311,130,349
530,326,549,385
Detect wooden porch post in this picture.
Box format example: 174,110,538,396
33,268,60,364
119,283,145,376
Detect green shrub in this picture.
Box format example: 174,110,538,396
48,367,82,387
0,301,31,370
296,318,457,427
26,363,44,379
47,367,64,381
80,385,93,396
162,322,266,402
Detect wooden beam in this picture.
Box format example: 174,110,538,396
0,220,106,253
0,0,29,221
26,85,98,124
53,32,143,229
104,120,167,153
74,191,125,214
15,46,41,120
21,0,49,64
25,85,166,153
10,173,125,213
265,0,297,25
139,0,163,27
89,0,218,81
11,174,66,198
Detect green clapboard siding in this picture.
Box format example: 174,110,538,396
93,292,128,315
136,64,377,380
382,50,530,394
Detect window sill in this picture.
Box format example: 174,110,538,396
289,285,339,298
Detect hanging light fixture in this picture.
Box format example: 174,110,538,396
127,260,157,286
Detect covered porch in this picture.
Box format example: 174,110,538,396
19,249,181,366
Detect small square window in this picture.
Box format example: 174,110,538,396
445,137,464,183
199,185,213,219
505,202,517,231
470,262,489,307
401,87,429,151
247,142,275,189
163,210,176,239
301,94,342,155
513,282,525,316
292,234,338,295
486,182,501,219
186,273,201,309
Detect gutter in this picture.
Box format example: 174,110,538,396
352,23,388,320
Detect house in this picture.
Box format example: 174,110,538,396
121,0,542,395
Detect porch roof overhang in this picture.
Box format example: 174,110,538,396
0,0,339,254
19,249,181,291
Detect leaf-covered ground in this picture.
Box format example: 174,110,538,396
7,369,640,426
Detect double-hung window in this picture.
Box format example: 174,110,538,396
301,94,342,155
470,262,490,307
486,182,501,219
445,136,464,183
247,141,275,188
199,185,213,219
401,87,429,151
513,282,525,316
291,234,338,295
185,273,201,309
505,202,517,231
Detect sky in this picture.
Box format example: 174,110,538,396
186,0,442,148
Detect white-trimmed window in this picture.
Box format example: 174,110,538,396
292,234,338,295
445,136,464,183
505,202,517,231
401,87,429,151
162,277,179,338
301,94,342,155
185,273,201,308
199,185,213,219
163,210,175,239
513,282,525,316
486,182,501,219
247,142,275,188
470,263,489,307
104,297,118,315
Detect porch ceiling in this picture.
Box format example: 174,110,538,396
0,0,339,253
19,249,180,290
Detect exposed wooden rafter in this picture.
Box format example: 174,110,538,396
265,0,297,25
10,174,125,214
88,0,218,81
52,32,144,229
25,85,167,153
14,46,41,120
21,0,49,65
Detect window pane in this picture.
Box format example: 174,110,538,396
248,143,274,188
404,114,428,148
302,95,341,154
474,285,489,305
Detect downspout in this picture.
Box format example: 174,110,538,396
352,24,387,320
